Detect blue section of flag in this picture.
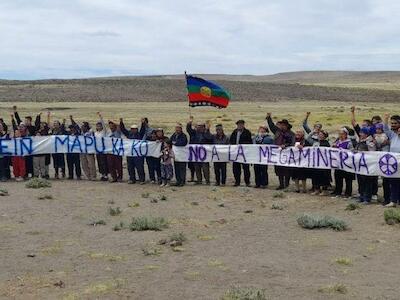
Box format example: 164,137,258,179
186,75,224,91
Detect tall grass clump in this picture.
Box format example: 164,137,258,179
25,178,51,189
384,209,400,225
129,216,168,231
221,286,266,300
297,214,348,231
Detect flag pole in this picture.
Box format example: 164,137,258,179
184,71,192,118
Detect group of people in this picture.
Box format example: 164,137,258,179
0,105,399,207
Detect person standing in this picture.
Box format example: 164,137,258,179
186,117,214,185
0,122,10,181
229,120,253,187
331,128,355,198
94,112,109,181
107,120,123,182
79,121,97,181
383,114,400,207
311,131,331,196
160,139,175,187
212,124,230,186
170,123,188,186
48,112,67,179
66,116,82,180
120,118,146,184
266,113,295,189
253,126,273,188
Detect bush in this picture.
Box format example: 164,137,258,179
271,203,284,210
88,219,106,226
297,214,348,231
169,232,187,243
221,286,266,300
113,221,125,231
129,216,168,231
345,203,361,211
0,188,9,196
273,192,285,198
384,209,400,225
108,207,122,216
25,178,51,189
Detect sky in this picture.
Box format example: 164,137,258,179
1,0,400,79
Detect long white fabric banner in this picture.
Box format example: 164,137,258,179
0,136,399,177
173,144,400,178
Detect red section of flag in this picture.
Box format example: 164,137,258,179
188,93,229,108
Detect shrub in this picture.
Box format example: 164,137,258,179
0,188,9,196
221,286,266,300
169,232,187,243
345,203,361,211
108,207,122,216
273,192,285,198
142,246,162,256
25,178,51,189
129,216,168,231
271,203,284,210
113,221,125,231
88,219,106,226
37,194,53,200
141,192,150,198
318,284,348,294
384,209,400,225
335,257,352,266
297,214,348,231
159,195,167,201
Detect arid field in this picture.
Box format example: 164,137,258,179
1,74,400,300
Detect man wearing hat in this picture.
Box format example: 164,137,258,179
170,123,188,186
186,116,214,184
120,118,146,184
266,113,295,190
229,119,253,187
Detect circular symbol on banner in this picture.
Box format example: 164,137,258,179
379,153,398,176
200,86,212,98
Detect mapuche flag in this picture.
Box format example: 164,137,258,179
186,75,230,108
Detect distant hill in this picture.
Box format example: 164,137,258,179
1,71,400,102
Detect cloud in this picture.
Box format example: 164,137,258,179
0,0,399,79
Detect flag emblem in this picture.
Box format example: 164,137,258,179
200,86,212,98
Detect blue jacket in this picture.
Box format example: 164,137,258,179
170,132,188,147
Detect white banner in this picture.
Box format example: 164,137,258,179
1,136,399,177
0,135,161,157
173,144,400,178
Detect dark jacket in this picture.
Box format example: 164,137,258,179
213,134,230,145
186,123,213,144
13,111,38,136
266,116,295,147
120,120,145,140
229,128,252,145
170,132,188,147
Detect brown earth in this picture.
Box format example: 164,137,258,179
0,173,400,300
1,71,400,103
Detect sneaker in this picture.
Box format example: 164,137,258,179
164,183,170,187
128,180,134,184
311,191,320,195
319,191,330,196
160,183,165,187
150,180,155,184
372,195,378,201
16,177,24,182
385,202,396,207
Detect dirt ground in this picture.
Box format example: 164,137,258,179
1,168,400,299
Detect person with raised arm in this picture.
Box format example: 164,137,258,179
186,116,214,185
120,117,146,184
32,112,50,179
302,111,322,145
106,119,123,182
66,115,82,180
266,113,295,190
48,111,67,179
94,112,109,181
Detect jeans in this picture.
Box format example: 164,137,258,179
127,157,145,182
389,178,400,204
254,164,268,187
66,153,81,179
146,157,161,183
174,161,187,185
357,175,374,202
214,162,227,185
233,162,250,185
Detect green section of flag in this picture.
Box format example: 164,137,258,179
187,84,230,99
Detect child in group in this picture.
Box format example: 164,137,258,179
331,127,355,198
11,129,26,181
311,130,331,196
373,123,389,152
160,139,174,187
